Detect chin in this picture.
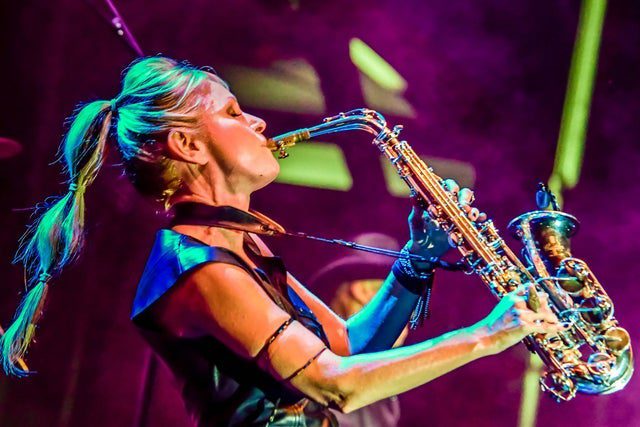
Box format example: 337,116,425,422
253,159,280,191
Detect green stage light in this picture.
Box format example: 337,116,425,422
350,38,415,118
360,74,416,118
222,59,326,114
550,0,607,194
275,142,353,191
349,38,407,92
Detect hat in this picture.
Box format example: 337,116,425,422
307,233,401,301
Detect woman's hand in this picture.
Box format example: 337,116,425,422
406,178,487,267
475,286,565,356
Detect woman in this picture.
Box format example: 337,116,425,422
1,57,562,426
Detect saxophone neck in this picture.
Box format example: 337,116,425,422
266,108,395,158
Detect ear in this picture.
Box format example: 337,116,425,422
165,129,208,165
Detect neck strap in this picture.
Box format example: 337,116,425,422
171,202,286,235
169,202,462,270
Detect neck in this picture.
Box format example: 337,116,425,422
172,161,254,211
167,162,261,253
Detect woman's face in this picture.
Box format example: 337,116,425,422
197,79,279,193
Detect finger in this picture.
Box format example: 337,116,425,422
526,284,541,312
458,188,474,206
511,288,540,312
410,192,424,208
477,212,488,222
408,210,421,240
408,206,428,243
538,292,551,307
408,194,426,223
507,285,540,299
524,319,567,335
443,179,460,195
468,207,480,221
536,304,561,324
427,205,440,218
519,310,560,325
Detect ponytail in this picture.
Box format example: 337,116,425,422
0,100,113,376
2,56,217,376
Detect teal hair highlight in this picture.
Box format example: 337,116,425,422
0,281,47,376
115,57,213,160
1,100,112,376
1,56,221,376
113,57,222,204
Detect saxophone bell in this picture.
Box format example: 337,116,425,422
508,198,633,399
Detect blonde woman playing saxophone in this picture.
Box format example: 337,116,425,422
1,57,562,426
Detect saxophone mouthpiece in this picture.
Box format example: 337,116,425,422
266,129,312,150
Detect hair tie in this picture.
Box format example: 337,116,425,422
109,98,118,113
68,183,78,193
37,272,52,284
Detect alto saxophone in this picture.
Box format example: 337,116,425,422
267,108,633,401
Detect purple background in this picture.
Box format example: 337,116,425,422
1,1,639,426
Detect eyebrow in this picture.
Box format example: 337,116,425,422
206,95,237,113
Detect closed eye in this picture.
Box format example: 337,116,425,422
224,98,244,118
228,108,243,117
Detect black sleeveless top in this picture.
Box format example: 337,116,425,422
131,227,335,426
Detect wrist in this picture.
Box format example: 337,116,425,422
404,241,438,271
467,324,500,357
391,257,435,295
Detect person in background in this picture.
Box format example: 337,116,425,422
309,233,410,427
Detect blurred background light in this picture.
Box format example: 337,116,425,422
274,142,353,191
350,38,415,118
222,59,326,114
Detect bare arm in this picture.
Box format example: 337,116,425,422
161,262,562,414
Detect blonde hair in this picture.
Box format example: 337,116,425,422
1,56,224,376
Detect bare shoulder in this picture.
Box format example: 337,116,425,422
153,261,291,358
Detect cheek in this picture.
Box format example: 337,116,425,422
234,146,279,177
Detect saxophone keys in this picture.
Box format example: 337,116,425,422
540,371,577,402
587,352,615,376
578,296,613,325
603,327,631,355
447,231,464,247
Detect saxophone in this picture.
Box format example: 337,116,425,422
267,108,633,401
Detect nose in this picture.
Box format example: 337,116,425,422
246,113,266,134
